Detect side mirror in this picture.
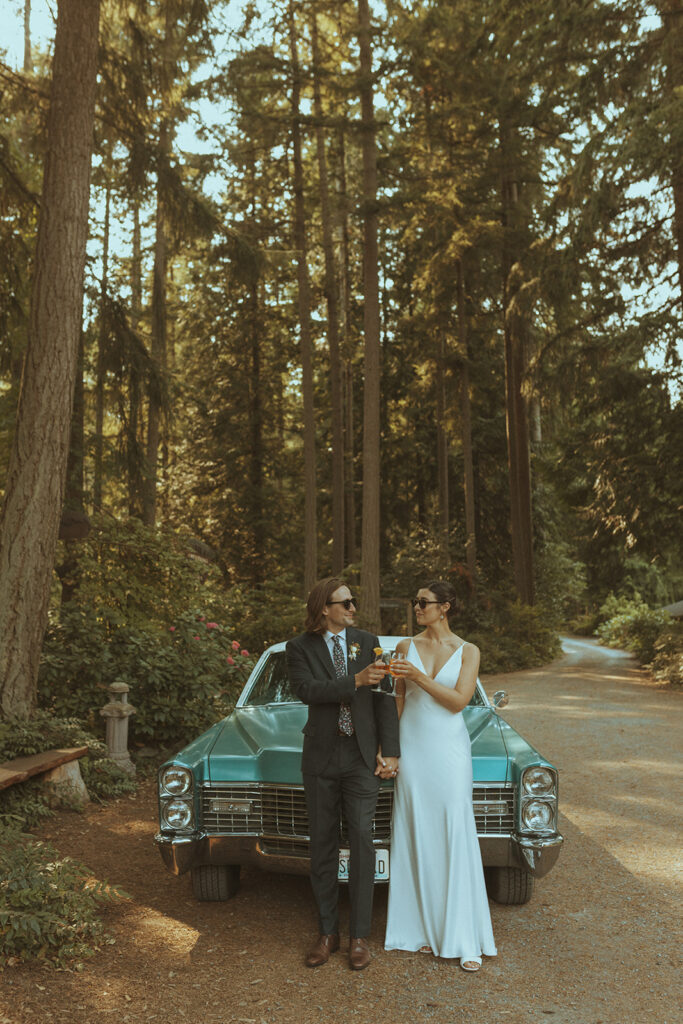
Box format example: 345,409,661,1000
492,690,509,709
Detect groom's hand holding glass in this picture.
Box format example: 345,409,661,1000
354,661,388,688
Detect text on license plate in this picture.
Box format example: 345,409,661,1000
338,848,389,881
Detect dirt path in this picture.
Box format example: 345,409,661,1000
2,638,681,1024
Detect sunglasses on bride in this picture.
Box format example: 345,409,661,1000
413,598,441,610
327,597,357,610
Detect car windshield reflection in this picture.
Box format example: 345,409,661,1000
243,652,486,708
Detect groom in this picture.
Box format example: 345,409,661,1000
286,577,400,970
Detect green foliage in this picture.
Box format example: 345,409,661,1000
0,778,55,834
55,514,227,631
534,537,588,627
0,711,136,830
650,622,683,688
39,607,255,748
219,574,305,652
468,600,563,676
0,827,124,967
597,593,671,665
0,709,104,762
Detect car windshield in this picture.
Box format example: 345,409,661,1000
243,652,487,707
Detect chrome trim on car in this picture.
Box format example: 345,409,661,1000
155,829,562,879
197,781,514,839
511,832,563,878
155,831,205,875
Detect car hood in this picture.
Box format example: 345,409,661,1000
206,703,511,785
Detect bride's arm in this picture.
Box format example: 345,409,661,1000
392,643,480,713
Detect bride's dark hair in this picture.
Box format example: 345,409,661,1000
424,580,458,617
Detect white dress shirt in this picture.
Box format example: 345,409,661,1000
323,628,347,671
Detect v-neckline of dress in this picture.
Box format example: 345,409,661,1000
409,638,464,681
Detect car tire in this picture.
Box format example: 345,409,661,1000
191,864,241,901
485,866,535,905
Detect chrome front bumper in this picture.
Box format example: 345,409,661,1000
510,832,563,878
155,829,563,879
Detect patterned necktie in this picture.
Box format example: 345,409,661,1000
333,636,354,736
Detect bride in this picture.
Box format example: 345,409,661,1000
384,581,497,971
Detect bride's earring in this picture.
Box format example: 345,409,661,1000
440,614,444,620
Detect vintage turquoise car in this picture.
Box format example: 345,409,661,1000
155,638,563,905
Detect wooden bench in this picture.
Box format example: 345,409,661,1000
0,747,90,800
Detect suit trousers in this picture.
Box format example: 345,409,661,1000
303,732,380,938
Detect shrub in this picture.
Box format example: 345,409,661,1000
39,608,255,748
468,599,562,675
0,712,136,831
0,827,124,967
650,621,683,687
597,593,670,664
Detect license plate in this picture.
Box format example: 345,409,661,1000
338,848,389,881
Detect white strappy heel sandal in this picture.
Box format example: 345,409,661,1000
460,956,482,972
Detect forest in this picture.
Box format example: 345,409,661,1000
0,0,681,727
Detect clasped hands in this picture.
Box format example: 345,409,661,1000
375,753,399,779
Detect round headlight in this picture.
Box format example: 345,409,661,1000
522,799,554,831
162,799,194,830
160,766,192,796
523,767,555,796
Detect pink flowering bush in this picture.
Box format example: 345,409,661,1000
39,608,257,747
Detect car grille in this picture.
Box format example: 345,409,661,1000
201,783,514,847
472,785,516,833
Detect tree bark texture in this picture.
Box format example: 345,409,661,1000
336,125,357,566
143,120,169,527
128,199,143,517
312,11,345,574
93,158,111,511
248,280,264,585
457,261,477,583
0,0,100,718
435,335,449,565
288,5,318,594
660,0,683,307
23,0,33,74
500,125,534,605
358,0,382,632
143,4,173,528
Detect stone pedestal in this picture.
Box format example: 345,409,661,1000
100,681,136,775
44,759,90,809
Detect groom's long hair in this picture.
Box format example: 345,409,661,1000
305,576,346,634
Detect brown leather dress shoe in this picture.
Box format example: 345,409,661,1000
305,933,340,968
349,937,371,970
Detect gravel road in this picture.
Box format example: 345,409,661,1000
2,637,681,1024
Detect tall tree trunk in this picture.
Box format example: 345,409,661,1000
0,0,100,718
337,125,357,566
143,7,173,528
23,0,33,74
143,162,167,527
57,329,88,605
435,334,449,565
248,280,264,584
312,11,344,574
93,157,111,511
500,124,534,605
660,0,683,306
128,199,143,517
288,4,317,593
358,0,381,631
457,260,476,584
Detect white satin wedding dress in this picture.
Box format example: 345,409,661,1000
384,640,497,963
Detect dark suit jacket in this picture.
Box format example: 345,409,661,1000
286,627,400,775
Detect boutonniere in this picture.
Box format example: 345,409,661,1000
348,642,361,662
